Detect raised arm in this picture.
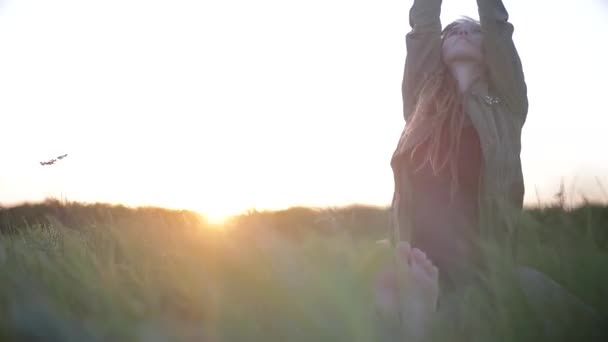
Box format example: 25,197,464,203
477,0,528,123
402,0,443,122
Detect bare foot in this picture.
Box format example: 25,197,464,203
374,242,439,340
400,243,439,340
374,260,399,314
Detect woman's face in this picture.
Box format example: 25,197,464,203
442,20,484,65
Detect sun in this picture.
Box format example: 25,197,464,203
203,212,229,225
195,205,240,226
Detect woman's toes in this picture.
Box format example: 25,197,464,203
411,248,438,278
412,248,427,265
421,254,436,277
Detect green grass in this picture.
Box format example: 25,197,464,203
0,200,607,341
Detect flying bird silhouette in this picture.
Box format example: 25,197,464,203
39,154,67,166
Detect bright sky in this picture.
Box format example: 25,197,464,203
1,0,607,220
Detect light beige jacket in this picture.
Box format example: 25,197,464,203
391,0,528,241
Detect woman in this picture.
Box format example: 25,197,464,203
378,1,601,339
390,0,527,287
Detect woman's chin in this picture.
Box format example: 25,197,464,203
443,52,483,65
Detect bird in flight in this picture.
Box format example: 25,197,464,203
40,154,68,166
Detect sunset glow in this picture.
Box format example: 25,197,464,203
1,0,608,216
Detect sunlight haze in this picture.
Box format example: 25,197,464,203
1,0,607,220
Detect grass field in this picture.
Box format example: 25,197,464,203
0,199,607,341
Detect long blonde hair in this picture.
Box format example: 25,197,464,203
406,17,482,198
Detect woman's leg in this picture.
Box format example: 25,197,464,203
516,266,605,339
375,242,440,341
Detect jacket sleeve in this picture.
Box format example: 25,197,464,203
477,0,528,122
402,0,443,122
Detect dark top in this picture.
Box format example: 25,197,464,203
409,119,482,198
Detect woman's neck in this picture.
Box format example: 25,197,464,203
449,62,484,93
